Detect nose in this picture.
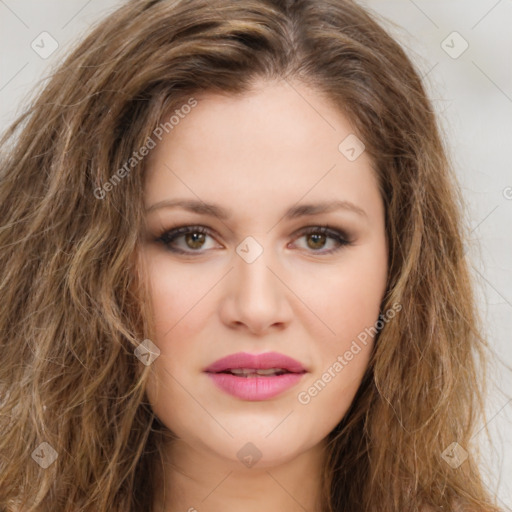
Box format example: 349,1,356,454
218,242,293,335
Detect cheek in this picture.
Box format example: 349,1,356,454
295,292,376,432
145,253,214,338
295,348,370,441
142,253,221,403
292,247,387,346
142,257,203,407
291,250,385,417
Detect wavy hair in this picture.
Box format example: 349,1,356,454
0,0,506,510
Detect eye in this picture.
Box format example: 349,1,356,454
290,225,351,254
156,225,220,254
155,224,352,255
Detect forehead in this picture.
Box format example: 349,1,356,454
144,80,382,223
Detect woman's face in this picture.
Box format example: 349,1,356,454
139,79,388,469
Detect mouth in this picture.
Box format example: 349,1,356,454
213,368,301,377
204,351,307,375
203,351,307,401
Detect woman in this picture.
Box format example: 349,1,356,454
0,0,505,510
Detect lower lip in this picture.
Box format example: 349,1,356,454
205,372,305,401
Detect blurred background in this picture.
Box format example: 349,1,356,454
1,0,510,508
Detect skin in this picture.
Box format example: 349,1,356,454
138,78,388,512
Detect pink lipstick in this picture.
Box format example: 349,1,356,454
204,351,307,401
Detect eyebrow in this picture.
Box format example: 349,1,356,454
145,198,367,219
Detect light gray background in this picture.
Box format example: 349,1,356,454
1,0,510,507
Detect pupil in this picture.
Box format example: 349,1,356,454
307,233,326,250
186,232,205,249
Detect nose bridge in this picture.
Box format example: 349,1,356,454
222,233,291,332
234,234,278,300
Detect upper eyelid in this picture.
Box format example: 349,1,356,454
160,224,348,238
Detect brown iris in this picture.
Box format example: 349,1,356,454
185,232,207,249
306,233,327,250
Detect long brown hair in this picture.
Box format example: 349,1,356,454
0,0,506,510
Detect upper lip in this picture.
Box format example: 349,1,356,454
204,351,307,374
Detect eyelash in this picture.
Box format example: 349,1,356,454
155,224,352,256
